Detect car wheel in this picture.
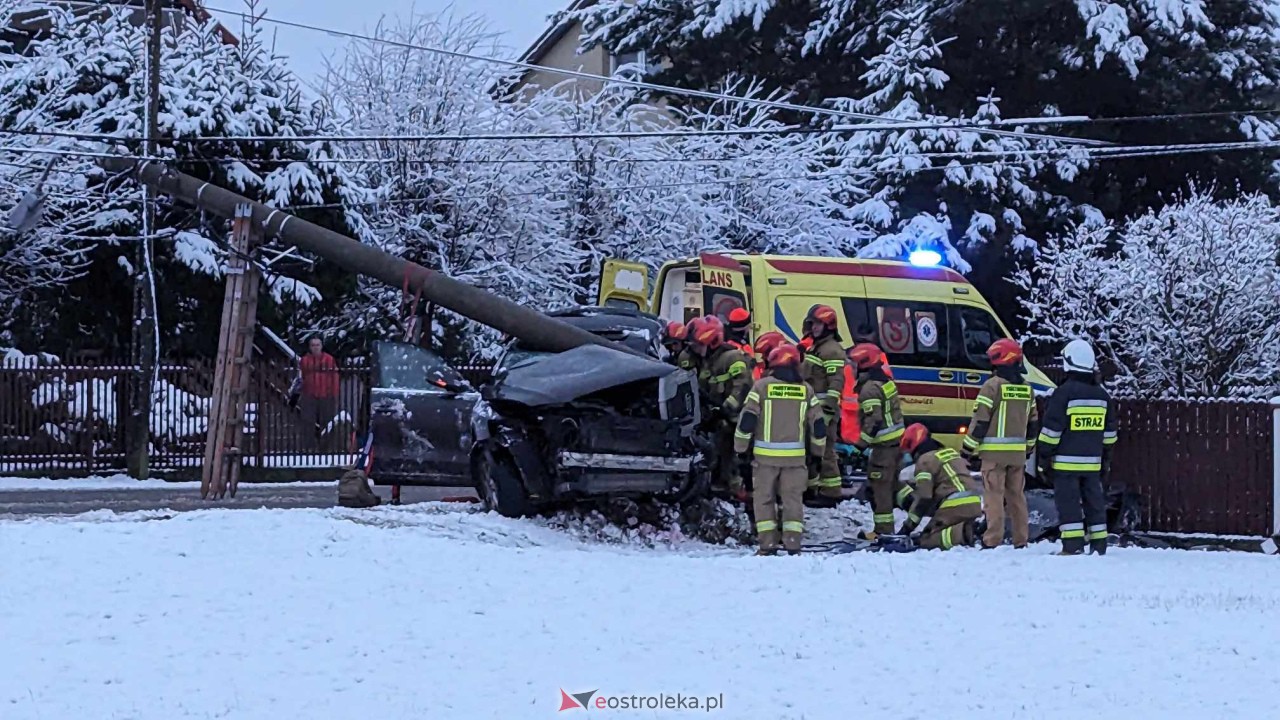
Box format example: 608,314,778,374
474,444,533,518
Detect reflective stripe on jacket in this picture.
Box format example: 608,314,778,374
1037,377,1117,473
963,375,1038,464
856,372,904,446
703,345,753,420
799,335,846,416
733,376,827,466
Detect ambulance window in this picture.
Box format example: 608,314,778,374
838,298,871,342
954,306,1008,369
865,299,949,368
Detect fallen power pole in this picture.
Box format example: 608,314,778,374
99,158,639,355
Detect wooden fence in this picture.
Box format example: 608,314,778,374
1108,398,1273,537
1,358,1275,536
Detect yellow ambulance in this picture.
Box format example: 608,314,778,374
597,251,1054,446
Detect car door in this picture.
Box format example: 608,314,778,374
368,341,478,486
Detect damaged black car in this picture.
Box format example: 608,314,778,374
366,307,706,516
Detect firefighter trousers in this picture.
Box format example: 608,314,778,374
918,502,981,550
808,413,842,498
1053,472,1108,554
868,446,902,534
981,462,1028,547
714,424,742,493
752,463,808,552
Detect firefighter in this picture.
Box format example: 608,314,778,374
726,307,753,356
751,331,787,381
734,344,827,555
661,320,695,370
849,343,906,536
898,424,980,550
799,304,847,503
689,315,754,498
1037,339,1118,556
962,338,1039,549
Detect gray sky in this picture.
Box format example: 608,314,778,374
218,1,568,82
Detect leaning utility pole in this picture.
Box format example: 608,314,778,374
128,0,164,479
98,158,643,356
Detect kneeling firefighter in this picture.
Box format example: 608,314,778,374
849,343,907,536
898,424,981,550
1037,339,1118,555
734,344,827,555
689,315,754,497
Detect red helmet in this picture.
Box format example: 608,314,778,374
689,316,725,351
727,307,751,329
848,343,884,371
804,304,840,336
767,344,802,369
900,423,930,453
754,331,786,360
662,320,688,345
987,338,1024,367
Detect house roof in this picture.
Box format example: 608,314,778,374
517,0,596,65
9,1,238,46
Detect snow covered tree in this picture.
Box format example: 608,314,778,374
320,13,874,359
1016,189,1280,399
574,0,1280,311
0,1,369,356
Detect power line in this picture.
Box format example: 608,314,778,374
191,3,1111,149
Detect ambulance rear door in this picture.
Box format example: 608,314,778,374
596,258,652,313
698,252,749,322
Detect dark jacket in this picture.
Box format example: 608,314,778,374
1036,372,1118,474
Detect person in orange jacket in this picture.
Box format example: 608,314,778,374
726,307,754,357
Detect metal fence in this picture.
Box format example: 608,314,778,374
2,358,1275,536
0,359,370,479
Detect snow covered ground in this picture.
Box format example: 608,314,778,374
2,503,1277,719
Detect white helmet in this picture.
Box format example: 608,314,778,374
1061,339,1097,373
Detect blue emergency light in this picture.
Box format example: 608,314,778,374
908,249,943,267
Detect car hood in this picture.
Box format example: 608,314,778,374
491,345,677,406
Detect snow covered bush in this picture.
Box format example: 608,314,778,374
1017,190,1280,398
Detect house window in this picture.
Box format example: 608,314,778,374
610,50,647,76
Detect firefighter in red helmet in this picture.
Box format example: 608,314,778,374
849,342,906,536
661,320,696,371
725,307,753,354
899,424,981,550
799,304,847,504
963,338,1039,549
734,343,827,555
689,315,754,499
751,331,787,381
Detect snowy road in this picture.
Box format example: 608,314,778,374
0,478,474,517
2,503,1277,720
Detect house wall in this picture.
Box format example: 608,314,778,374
515,19,610,97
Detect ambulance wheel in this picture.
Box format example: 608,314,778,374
474,444,532,518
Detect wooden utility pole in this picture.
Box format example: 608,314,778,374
128,0,164,479
202,204,262,500
99,158,636,356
